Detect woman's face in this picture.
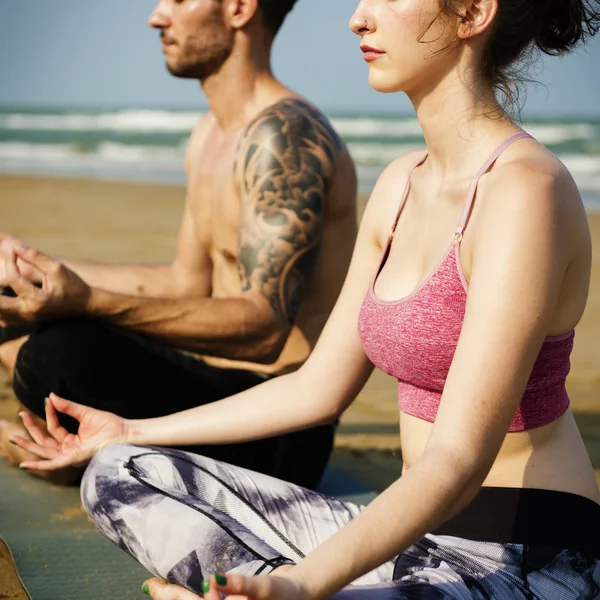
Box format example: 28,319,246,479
350,0,462,95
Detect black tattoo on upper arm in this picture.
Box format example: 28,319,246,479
235,99,343,325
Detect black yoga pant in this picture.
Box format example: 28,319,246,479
8,318,335,489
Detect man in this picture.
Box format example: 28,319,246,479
0,0,357,488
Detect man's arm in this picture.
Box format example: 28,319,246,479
0,118,213,300
57,262,175,297
77,99,342,361
61,195,213,299
59,117,215,298
0,234,173,297
0,211,210,300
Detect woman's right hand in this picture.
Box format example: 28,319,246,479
9,392,130,471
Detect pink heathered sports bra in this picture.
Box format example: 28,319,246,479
358,133,573,432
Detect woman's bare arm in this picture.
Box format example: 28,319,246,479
280,162,589,599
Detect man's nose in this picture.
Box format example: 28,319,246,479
148,0,171,29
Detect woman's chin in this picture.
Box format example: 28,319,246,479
368,73,403,94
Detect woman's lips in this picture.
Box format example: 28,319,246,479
361,45,385,62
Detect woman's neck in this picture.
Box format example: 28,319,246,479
409,76,516,179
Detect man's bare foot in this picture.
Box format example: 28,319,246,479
0,415,84,486
0,417,37,465
0,335,28,379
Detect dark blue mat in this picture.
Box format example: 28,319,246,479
0,459,375,599
0,459,152,599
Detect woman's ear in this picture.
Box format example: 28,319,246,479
457,0,498,40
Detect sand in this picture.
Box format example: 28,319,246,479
0,538,29,599
0,172,599,595
0,172,598,439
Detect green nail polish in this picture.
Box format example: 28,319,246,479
9,440,16,445
19,466,27,470
215,573,227,586
44,398,48,407
141,583,149,595
201,579,210,594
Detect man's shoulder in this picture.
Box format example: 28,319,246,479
238,97,344,157
233,96,350,202
189,112,215,142
185,112,215,163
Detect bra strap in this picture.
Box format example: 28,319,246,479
454,132,533,242
388,153,428,241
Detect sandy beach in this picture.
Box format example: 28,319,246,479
0,172,599,598
0,172,599,457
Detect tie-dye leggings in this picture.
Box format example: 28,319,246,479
81,444,600,599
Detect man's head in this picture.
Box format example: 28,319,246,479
258,0,298,34
149,0,298,80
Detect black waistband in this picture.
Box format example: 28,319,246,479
431,487,600,557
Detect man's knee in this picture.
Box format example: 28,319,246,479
16,319,106,379
0,335,28,376
13,319,113,421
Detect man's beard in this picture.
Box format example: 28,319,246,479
165,37,233,80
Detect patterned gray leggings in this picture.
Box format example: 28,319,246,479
81,445,600,599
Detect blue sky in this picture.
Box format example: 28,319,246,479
2,0,600,117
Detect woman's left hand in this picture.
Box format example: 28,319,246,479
143,579,200,599
142,572,313,600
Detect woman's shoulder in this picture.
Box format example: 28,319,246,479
471,140,590,270
483,141,581,212
476,140,586,233
359,150,428,241
366,150,427,206
380,149,428,182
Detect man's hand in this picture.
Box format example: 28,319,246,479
0,234,40,285
0,248,91,326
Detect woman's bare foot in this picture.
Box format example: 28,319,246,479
270,564,295,575
0,414,84,486
0,335,28,379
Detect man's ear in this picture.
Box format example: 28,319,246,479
223,0,260,30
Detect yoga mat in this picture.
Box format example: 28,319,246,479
0,458,376,599
0,459,150,600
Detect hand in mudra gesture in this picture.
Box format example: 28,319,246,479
10,393,130,471
0,233,38,285
142,572,313,600
0,247,91,327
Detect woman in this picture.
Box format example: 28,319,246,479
11,0,600,598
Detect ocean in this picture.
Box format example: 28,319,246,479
1,107,599,210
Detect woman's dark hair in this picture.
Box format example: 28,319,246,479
258,0,298,35
441,0,600,111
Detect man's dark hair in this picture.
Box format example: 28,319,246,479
258,0,298,35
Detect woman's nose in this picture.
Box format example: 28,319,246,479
349,1,375,36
